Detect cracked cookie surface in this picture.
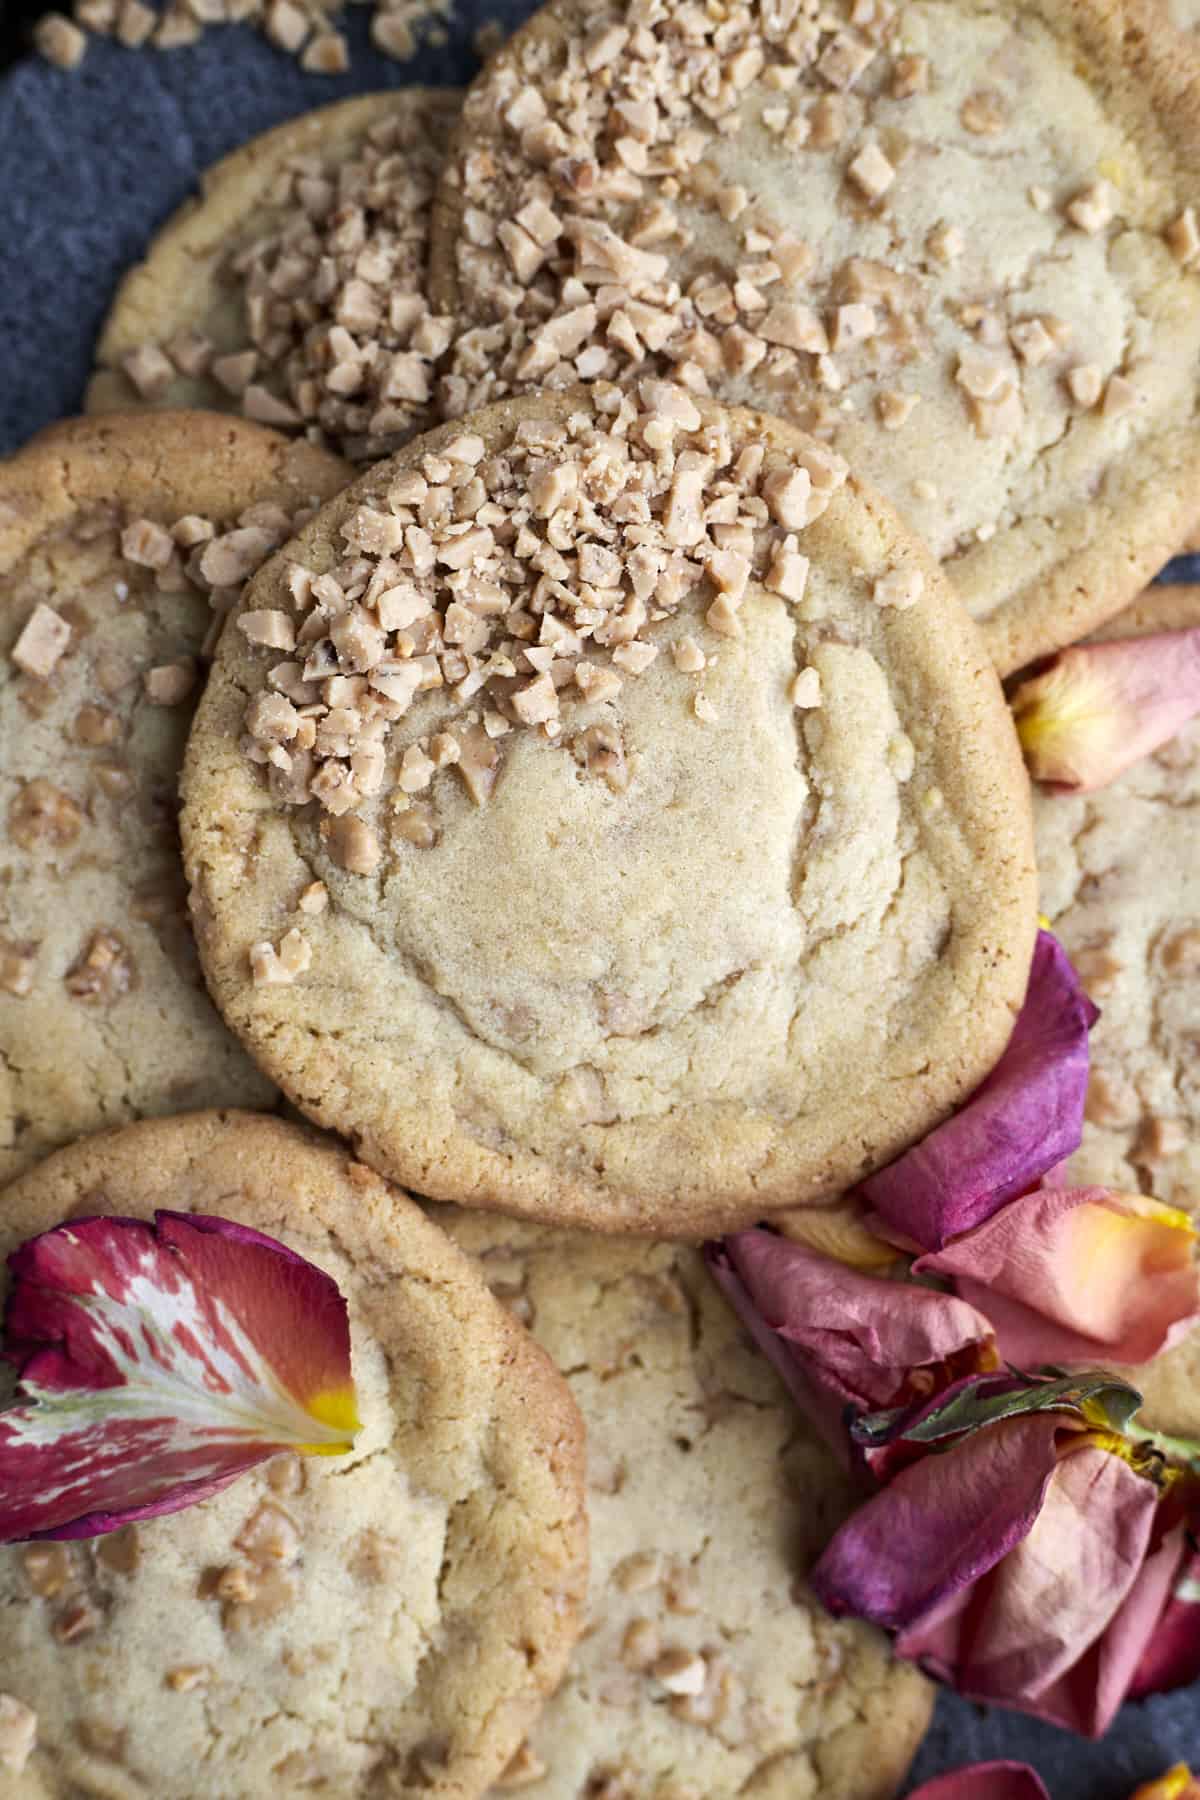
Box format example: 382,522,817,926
430,0,1200,673
0,1111,588,1800
181,389,1035,1235
440,1207,933,1800
87,91,460,464
0,414,349,1182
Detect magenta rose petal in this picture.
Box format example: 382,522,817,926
918,1187,1200,1366
714,1230,995,1407
0,1211,360,1542
907,1764,1051,1800
811,1412,1064,1630
1010,630,1200,791
861,932,1098,1251
1128,1536,1200,1702
900,1441,1160,1733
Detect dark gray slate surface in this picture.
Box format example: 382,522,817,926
0,12,1198,1793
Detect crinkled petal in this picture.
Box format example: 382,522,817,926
0,1211,359,1541
863,933,1098,1251
1010,631,1200,791
907,1766,1050,1800
1129,1540,1200,1702
811,1412,1065,1631
898,1442,1160,1737
711,1232,995,1414
918,1188,1200,1366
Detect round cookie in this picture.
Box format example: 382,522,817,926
429,0,1200,674
1035,583,1200,1212
0,1111,588,1800
0,412,349,1182
438,1207,934,1799
87,90,460,462
182,389,1037,1236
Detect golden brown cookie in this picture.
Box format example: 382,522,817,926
440,1207,934,1799
0,1111,588,1800
0,413,349,1182
430,0,1200,674
88,90,460,461
181,389,1037,1236
1035,581,1200,1211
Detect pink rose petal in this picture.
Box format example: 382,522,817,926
907,1765,1050,1800
862,933,1098,1251
709,1232,995,1450
0,1211,359,1541
1010,630,1200,791
898,1442,1159,1735
811,1412,1065,1630
1129,1539,1200,1702
918,1188,1200,1367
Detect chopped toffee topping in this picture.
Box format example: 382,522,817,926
236,392,855,839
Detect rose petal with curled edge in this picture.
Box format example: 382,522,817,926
917,1188,1200,1367
708,1231,997,1460
0,1211,359,1541
1010,630,1200,790
862,932,1098,1252
906,1764,1050,1800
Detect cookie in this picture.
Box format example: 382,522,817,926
429,0,1200,674
0,412,349,1182
181,389,1036,1236
1035,583,1200,1210
86,91,459,463
0,1111,587,1799
438,1207,933,1799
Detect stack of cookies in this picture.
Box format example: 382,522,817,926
3,0,1200,1791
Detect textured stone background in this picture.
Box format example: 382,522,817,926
0,9,1197,1793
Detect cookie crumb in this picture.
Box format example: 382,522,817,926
1065,179,1115,234
34,11,87,66
0,1696,36,1773
143,660,198,706
12,603,71,679
651,1648,707,1696
250,928,312,985
165,1666,211,1693
1066,364,1103,408
873,567,924,610
847,141,895,201
789,667,822,708
297,880,328,915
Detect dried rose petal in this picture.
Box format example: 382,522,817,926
1010,630,1200,790
917,1188,1200,1367
862,933,1098,1251
907,1764,1050,1800
814,1415,1166,1736
709,1230,995,1459
1128,1543,1200,1705
0,1211,359,1540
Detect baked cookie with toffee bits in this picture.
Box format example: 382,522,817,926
0,1111,588,1800
1035,583,1200,1212
182,388,1036,1236
0,413,349,1183
87,91,460,463
440,1207,933,1798
429,0,1200,673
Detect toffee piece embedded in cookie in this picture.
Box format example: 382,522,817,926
441,1207,934,1798
1035,584,1200,1211
182,390,1037,1236
429,0,1200,672
87,91,460,462
0,413,349,1183
0,1112,588,1800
